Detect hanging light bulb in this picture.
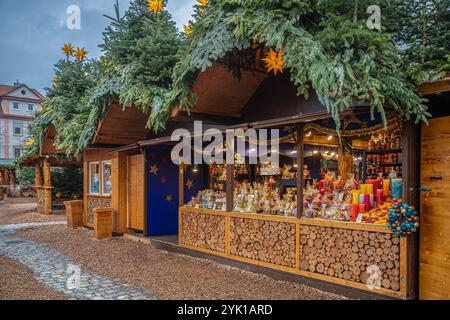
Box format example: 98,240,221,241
305,131,312,137
327,135,333,141
313,150,319,154
192,165,199,173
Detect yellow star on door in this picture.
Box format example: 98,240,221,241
186,178,194,190
149,164,159,175
165,195,173,202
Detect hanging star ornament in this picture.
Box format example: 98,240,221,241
186,178,194,191
74,47,88,61
262,48,285,75
197,0,209,6
183,22,193,38
62,43,74,57
147,0,164,15
165,195,173,202
149,164,160,175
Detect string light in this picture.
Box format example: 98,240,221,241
327,135,334,141
305,131,312,137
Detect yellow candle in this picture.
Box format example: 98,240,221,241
360,184,367,194
352,192,360,205
366,184,374,195
383,179,390,197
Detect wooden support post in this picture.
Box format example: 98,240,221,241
401,120,420,299
179,164,185,208
0,171,4,201
296,124,305,218
35,161,43,212
43,158,52,215
226,164,234,212
10,170,16,196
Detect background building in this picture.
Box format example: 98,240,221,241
0,82,43,166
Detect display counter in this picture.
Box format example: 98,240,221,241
179,206,407,298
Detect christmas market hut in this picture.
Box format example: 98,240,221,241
135,1,445,300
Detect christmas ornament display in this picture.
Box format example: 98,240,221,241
388,203,419,237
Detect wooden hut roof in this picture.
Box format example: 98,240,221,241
92,104,150,146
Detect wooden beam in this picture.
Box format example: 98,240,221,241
304,134,339,147
179,164,185,208
35,162,43,208
296,124,305,218
43,158,52,215
417,77,450,96
401,120,421,299
226,164,234,212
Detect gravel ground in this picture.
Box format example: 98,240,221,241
0,196,66,225
0,256,67,300
15,225,348,300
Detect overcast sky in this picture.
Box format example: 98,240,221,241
0,0,196,95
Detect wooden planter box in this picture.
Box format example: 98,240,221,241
64,200,84,229
93,207,113,240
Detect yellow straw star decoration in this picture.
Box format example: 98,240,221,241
147,0,164,15
197,0,209,7
183,22,193,38
262,48,285,75
74,47,88,61
62,43,75,57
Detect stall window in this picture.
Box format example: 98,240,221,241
102,161,112,195
89,162,100,195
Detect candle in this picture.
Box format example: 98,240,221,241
352,191,360,205
391,179,403,199
364,194,370,211
369,194,374,209
350,204,359,221
358,203,366,214
383,179,390,197
376,189,384,205
366,183,374,195
359,194,365,204
360,184,367,194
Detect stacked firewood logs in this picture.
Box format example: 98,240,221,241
299,225,401,291
230,218,296,268
181,211,225,252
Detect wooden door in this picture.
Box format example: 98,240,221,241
127,154,145,231
420,116,450,300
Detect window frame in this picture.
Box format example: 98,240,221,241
13,146,22,159
101,161,112,196
28,104,34,111
88,162,101,195
13,121,23,136
12,102,19,110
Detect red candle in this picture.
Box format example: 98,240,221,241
358,204,366,214
350,204,359,220
376,189,384,205
364,194,370,211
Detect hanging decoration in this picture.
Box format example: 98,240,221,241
160,176,167,184
304,119,402,138
262,48,285,75
165,195,174,202
74,47,88,61
388,203,419,237
197,0,209,6
186,178,194,190
183,22,193,38
62,43,75,57
147,0,164,15
149,164,160,175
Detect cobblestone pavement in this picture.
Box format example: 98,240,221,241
0,222,155,300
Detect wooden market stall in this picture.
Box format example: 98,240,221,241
171,63,421,299
81,104,150,233
417,78,450,300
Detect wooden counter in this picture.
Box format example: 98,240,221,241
179,207,409,299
